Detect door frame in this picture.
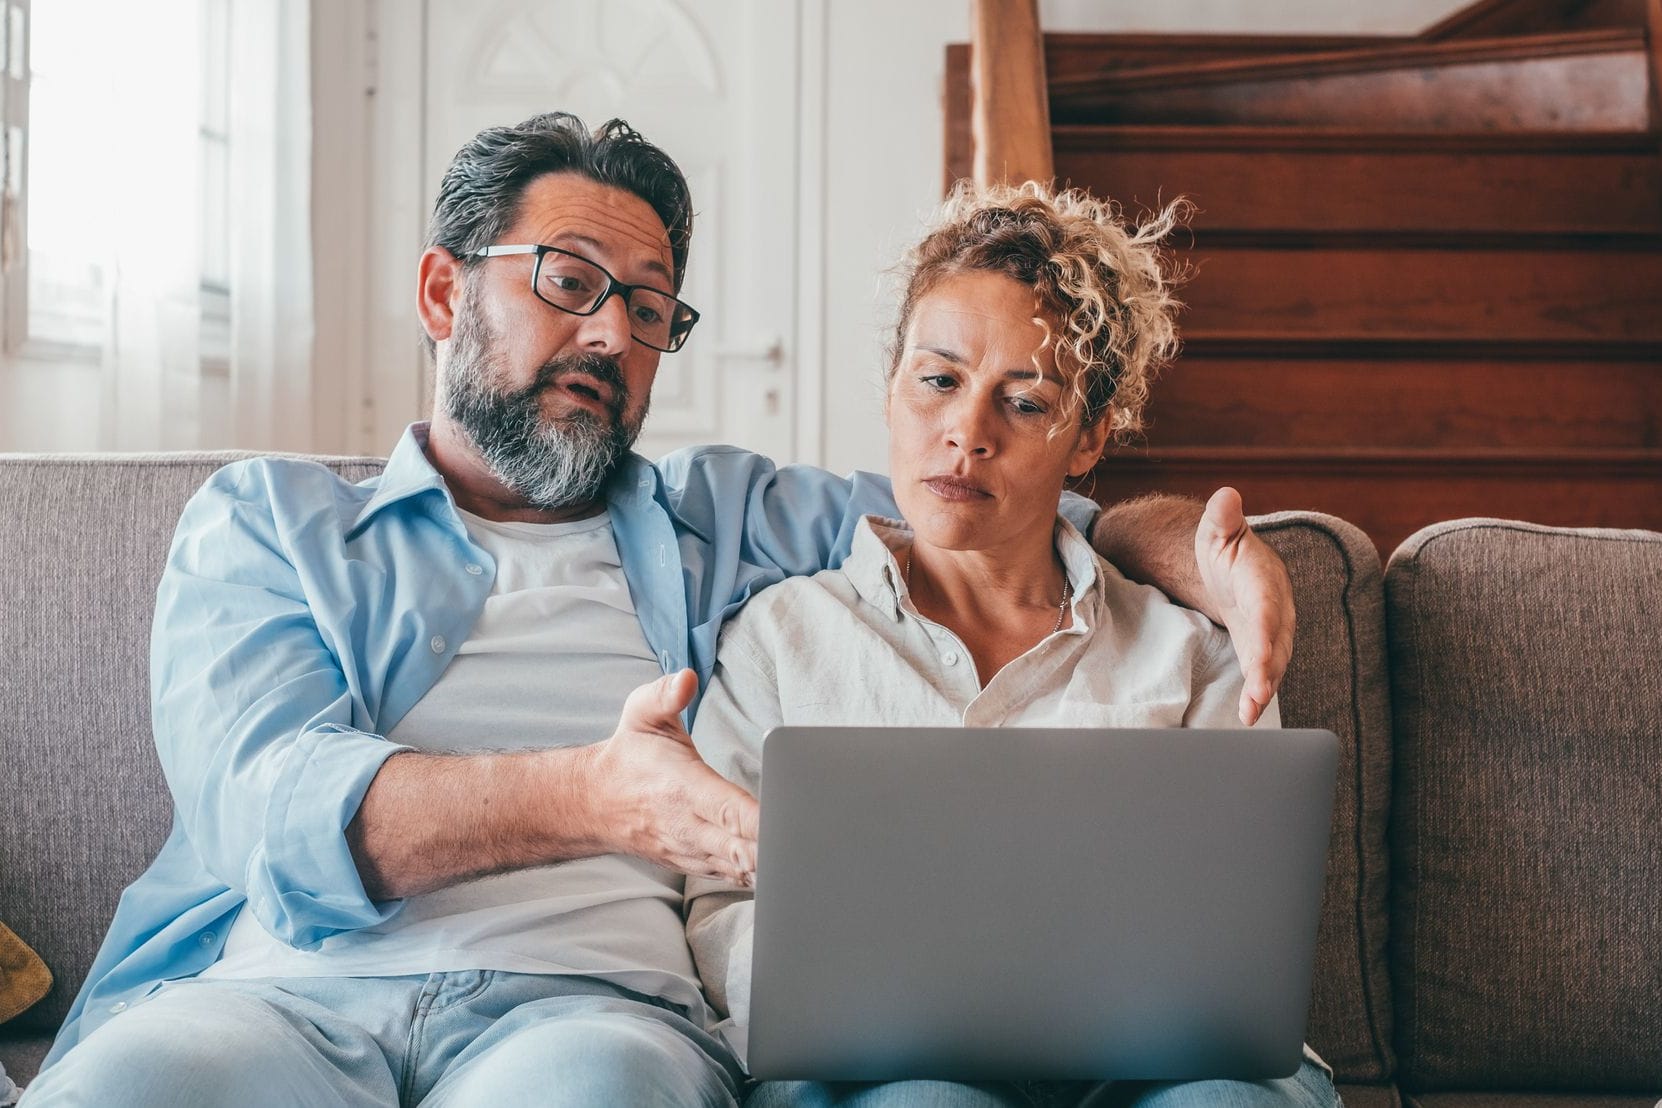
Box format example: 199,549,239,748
325,0,832,465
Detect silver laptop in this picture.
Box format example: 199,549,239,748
747,726,1338,1083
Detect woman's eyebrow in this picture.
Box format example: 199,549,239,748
914,345,1063,386
1004,368,1065,387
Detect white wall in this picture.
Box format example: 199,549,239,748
811,0,1465,476
815,0,968,476
0,357,102,452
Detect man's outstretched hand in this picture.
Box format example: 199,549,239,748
1195,488,1296,726
583,669,759,886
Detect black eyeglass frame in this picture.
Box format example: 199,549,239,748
469,244,701,353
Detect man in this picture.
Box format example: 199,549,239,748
26,114,1293,1107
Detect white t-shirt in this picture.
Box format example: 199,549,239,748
203,509,708,1020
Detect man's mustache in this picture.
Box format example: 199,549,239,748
528,355,628,421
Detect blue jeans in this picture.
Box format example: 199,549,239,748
23,970,745,1107
745,1058,1341,1107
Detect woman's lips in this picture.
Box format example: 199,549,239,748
923,476,991,501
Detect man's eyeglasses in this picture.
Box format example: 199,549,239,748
470,244,700,353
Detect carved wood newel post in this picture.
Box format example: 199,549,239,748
970,0,1054,187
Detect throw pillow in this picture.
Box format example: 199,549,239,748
0,921,51,1025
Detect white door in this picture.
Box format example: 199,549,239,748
423,0,799,463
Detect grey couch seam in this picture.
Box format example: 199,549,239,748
1259,515,1391,1079
1402,520,1662,563
1404,557,1427,1088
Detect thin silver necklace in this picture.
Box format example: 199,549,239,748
905,551,1073,635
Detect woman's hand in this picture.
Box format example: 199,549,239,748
1194,487,1295,726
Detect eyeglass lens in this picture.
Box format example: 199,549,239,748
535,251,694,351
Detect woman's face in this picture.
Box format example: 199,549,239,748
887,270,1110,555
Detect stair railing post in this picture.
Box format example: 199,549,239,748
970,0,1054,187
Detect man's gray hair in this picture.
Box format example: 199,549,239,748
426,111,694,289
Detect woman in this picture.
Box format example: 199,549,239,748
686,182,1336,1108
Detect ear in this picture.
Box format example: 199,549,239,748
1066,410,1112,480
417,246,466,344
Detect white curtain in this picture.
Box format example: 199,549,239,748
227,0,314,452
100,1,202,450
98,0,312,452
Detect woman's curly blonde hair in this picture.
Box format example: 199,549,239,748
888,180,1185,443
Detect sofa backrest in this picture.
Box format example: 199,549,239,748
1254,512,1396,1083
1385,519,1662,1093
0,453,384,1034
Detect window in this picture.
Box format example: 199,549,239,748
1,0,230,368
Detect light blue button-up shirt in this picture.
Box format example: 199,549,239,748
46,422,1098,1068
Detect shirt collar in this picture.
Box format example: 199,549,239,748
603,450,660,510
843,516,913,620
349,422,663,540
842,513,1102,625
1054,514,1102,630
348,422,452,538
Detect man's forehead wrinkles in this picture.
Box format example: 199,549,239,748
553,231,674,283
522,197,671,263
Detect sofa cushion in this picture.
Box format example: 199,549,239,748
1254,513,1396,1083
1338,1084,1403,1108
1386,520,1662,1092
3,461,1398,1073
0,453,384,1036
0,1032,52,1094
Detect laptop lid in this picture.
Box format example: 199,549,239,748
747,726,1338,1083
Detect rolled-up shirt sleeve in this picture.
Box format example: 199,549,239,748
151,464,411,949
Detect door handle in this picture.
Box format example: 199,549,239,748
713,336,785,368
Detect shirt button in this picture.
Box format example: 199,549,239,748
660,650,673,671
658,544,668,567
464,563,483,576
199,932,216,947
430,636,446,654
942,651,959,666
110,1001,128,1013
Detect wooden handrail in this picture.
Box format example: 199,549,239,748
1419,0,1646,40
970,0,1053,186
1049,125,1661,152
1049,26,1644,102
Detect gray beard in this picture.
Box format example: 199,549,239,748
441,292,646,512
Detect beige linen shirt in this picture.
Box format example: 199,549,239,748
686,513,1286,1063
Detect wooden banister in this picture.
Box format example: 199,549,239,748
970,0,1053,186
1646,0,1662,136
1420,0,1646,40
1048,27,1643,98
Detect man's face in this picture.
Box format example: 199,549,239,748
437,172,675,510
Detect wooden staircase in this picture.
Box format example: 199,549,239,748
945,0,1662,555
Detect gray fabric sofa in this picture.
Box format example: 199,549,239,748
1,453,1658,1105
